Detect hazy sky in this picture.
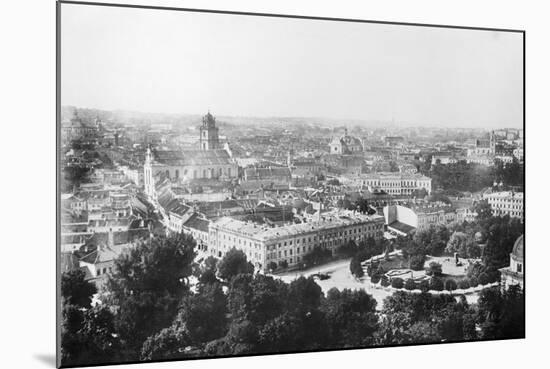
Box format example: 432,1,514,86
61,3,523,128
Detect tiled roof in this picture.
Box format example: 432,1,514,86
183,213,210,233
79,244,129,265
388,221,416,235
154,149,233,166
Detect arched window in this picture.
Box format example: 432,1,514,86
175,169,179,179
165,170,170,178
227,167,231,177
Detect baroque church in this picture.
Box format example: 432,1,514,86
144,112,238,199
328,128,364,155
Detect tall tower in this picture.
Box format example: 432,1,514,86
199,111,220,150
144,146,155,199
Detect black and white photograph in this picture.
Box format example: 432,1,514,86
56,1,524,367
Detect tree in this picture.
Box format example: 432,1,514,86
426,262,443,277
267,261,278,272
404,279,416,290
302,247,332,268
391,278,404,289
446,231,477,258
61,269,97,308
477,285,524,340
409,254,426,271
177,282,228,345
61,303,120,366
217,248,255,281
445,279,458,291
349,257,364,278
429,277,444,291
336,240,358,257
140,325,192,361
103,233,196,359
419,280,430,292
474,199,492,220
321,288,378,348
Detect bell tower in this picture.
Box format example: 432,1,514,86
199,111,220,150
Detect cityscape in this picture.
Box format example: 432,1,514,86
58,4,524,368
60,107,524,366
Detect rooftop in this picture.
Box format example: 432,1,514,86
212,212,384,242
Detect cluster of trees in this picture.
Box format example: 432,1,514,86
424,161,494,192
419,157,524,193
397,225,450,271
493,158,524,189
348,237,388,279
61,228,524,367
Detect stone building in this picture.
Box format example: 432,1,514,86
499,235,524,290
208,212,385,271
328,128,363,155
482,191,524,219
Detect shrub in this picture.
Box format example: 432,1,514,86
380,275,390,287
370,274,381,284
350,257,364,278
458,279,470,289
445,279,458,291
426,262,443,277
409,254,426,271
279,260,289,269
429,277,444,291
419,280,430,293
478,272,490,285
404,278,416,290
391,277,404,289
469,276,479,287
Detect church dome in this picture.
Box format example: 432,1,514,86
511,235,524,261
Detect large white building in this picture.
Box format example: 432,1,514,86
483,191,524,219
343,172,432,195
383,203,463,235
208,212,385,271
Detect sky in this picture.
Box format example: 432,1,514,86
61,3,523,128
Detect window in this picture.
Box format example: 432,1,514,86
517,263,522,273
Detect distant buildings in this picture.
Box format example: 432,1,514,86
383,203,462,235
61,109,99,141
343,172,432,195
328,128,363,154
483,191,524,219
144,112,239,199
468,132,496,157
383,136,405,147
499,235,524,290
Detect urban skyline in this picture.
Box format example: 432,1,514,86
61,4,523,128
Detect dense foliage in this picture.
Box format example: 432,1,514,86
60,218,524,366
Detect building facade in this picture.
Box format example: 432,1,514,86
499,235,524,290
483,191,524,219
208,213,385,271
346,172,432,195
